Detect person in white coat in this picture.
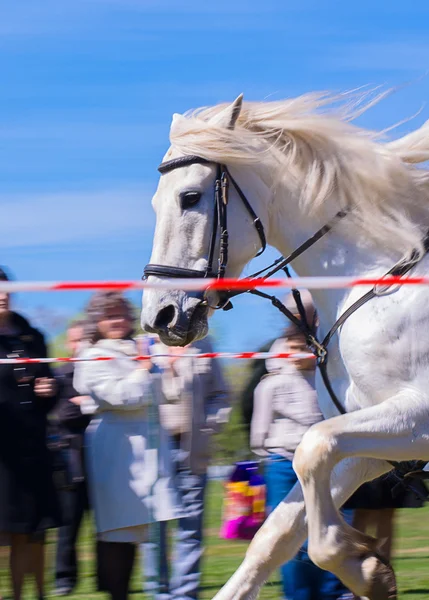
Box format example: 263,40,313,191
73,291,181,600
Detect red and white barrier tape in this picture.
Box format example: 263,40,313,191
0,352,315,364
0,275,428,293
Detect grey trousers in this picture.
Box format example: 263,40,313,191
141,445,208,600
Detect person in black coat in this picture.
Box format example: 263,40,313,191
52,320,91,596
0,267,60,600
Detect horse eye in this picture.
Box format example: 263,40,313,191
180,191,202,209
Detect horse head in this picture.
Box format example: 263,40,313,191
141,95,271,345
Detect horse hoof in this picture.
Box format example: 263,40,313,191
363,552,397,600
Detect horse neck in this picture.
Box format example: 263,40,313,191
268,206,394,330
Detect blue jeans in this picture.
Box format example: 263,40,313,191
265,456,354,600
142,442,208,600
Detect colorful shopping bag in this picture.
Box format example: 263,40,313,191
220,461,266,540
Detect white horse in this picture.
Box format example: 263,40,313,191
141,91,429,600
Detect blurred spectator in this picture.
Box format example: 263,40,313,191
240,337,276,435
52,320,91,596
250,291,353,600
0,267,61,600
142,335,231,600
344,470,427,563
73,292,180,600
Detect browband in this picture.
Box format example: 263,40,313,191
158,155,212,174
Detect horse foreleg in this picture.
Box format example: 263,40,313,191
212,456,386,600
293,393,429,600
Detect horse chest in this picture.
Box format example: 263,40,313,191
338,290,429,401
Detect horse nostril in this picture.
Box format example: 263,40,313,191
154,304,176,329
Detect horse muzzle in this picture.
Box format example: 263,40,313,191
142,297,209,346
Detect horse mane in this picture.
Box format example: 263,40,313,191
169,91,429,258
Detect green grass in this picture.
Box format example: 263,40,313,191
1,482,429,599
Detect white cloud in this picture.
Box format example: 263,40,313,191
0,186,155,248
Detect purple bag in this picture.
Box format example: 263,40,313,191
220,461,266,540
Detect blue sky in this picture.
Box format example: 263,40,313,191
1,0,429,352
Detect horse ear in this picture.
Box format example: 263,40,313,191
210,94,244,129
170,112,185,132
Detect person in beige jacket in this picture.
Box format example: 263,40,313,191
250,290,354,600
142,335,230,600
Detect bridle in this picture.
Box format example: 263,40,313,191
143,152,429,495
143,154,351,355
144,155,266,301
144,154,345,311
143,153,350,401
